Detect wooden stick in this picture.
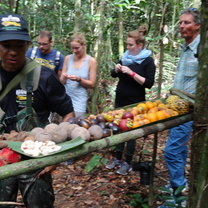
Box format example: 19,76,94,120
0,201,24,205
170,88,195,104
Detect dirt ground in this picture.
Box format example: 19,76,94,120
15,130,190,208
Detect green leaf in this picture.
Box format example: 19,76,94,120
174,185,186,195
142,149,149,154
84,154,107,173
158,187,173,194
135,0,141,4
7,137,86,158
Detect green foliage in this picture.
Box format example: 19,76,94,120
142,149,149,154
84,154,107,173
128,193,149,208
0,0,194,112
158,186,187,207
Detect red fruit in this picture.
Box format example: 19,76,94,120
0,147,21,166
119,118,133,131
0,160,4,167
122,111,134,119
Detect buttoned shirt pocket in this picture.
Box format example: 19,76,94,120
184,56,198,78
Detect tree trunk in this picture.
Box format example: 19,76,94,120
189,1,208,207
118,11,124,57
89,0,106,114
157,2,167,99
74,0,82,33
0,114,192,180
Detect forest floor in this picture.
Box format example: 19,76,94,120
16,130,190,208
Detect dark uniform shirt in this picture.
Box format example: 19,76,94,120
0,64,73,132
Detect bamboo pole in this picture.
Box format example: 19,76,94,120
0,113,193,180
170,87,195,103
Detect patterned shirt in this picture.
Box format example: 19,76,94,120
173,35,200,94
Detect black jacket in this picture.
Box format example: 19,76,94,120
111,57,156,107
0,65,73,132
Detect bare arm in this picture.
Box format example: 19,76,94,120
78,57,97,89
120,65,145,85
62,111,75,122
60,55,70,84
57,70,62,78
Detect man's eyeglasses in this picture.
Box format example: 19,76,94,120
37,42,50,46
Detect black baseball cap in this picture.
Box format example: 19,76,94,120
0,14,31,42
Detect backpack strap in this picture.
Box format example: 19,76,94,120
20,64,41,91
0,59,41,132
55,50,61,67
0,59,40,101
30,46,38,59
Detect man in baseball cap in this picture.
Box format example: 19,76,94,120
0,14,31,41
0,14,74,208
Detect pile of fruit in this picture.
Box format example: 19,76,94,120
57,95,191,141
0,95,192,163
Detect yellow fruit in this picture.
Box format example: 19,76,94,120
166,95,190,114
174,99,190,114
145,101,155,110
166,95,180,106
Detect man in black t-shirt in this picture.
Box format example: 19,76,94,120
0,14,74,208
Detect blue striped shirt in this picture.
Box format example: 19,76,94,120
173,35,200,94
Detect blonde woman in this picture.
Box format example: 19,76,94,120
60,33,97,117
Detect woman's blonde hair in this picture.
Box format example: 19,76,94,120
128,25,148,45
70,33,87,46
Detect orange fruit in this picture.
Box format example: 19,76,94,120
142,119,150,125
137,119,151,126
137,103,147,112
146,112,158,122
134,114,146,121
148,106,158,113
131,107,139,116
158,103,168,110
155,99,162,106
145,101,155,110
156,110,167,120
132,121,141,128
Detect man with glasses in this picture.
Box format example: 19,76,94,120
0,14,74,208
160,8,201,208
26,30,65,123
26,30,64,77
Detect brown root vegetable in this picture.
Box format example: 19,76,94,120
70,127,90,141
16,131,29,142
6,131,19,141
0,134,9,140
24,135,36,142
44,123,60,132
45,123,67,144
88,125,103,140
30,127,45,136
34,131,52,142
50,128,68,143
59,122,74,138
62,123,79,140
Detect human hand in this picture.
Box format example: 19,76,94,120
115,64,122,73
67,74,81,82
120,66,132,75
